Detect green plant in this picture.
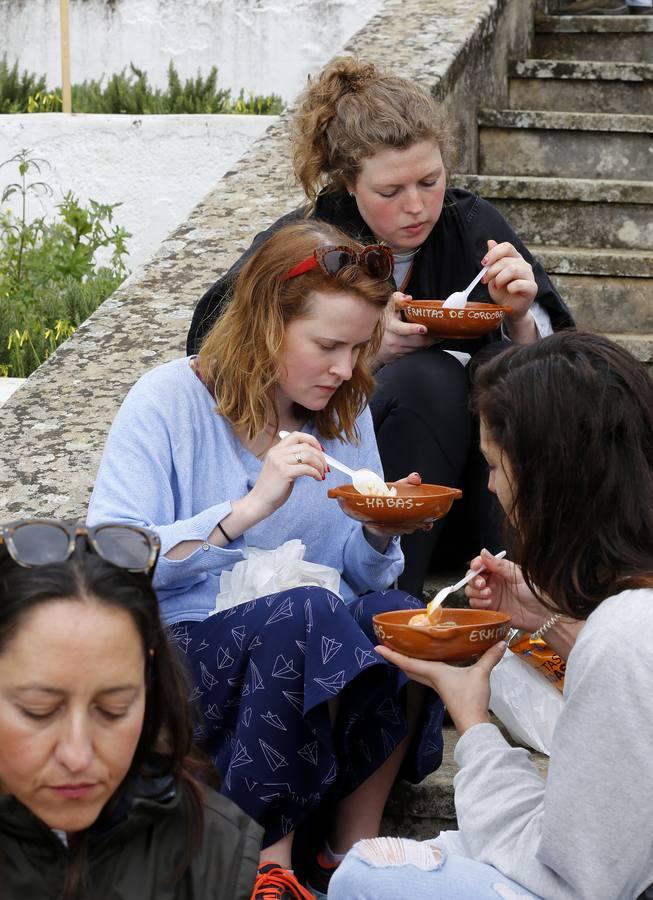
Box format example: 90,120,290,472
27,90,63,113
71,62,283,115
0,55,47,113
1,150,53,283
0,150,130,377
231,89,284,116
1,56,284,115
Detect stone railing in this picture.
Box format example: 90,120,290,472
0,0,536,519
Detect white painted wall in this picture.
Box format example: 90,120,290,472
0,0,385,274
0,0,384,103
0,378,24,406
0,113,274,274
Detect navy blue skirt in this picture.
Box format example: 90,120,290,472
169,587,444,845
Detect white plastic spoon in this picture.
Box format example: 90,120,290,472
278,431,394,496
442,265,489,309
426,549,507,620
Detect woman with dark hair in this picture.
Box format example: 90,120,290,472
186,55,574,599
88,219,445,898
329,331,653,899
0,521,261,900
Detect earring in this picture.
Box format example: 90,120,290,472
349,192,355,199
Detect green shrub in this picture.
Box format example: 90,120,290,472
0,56,47,113
231,89,284,115
0,150,130,377
0,55,284,115
27,91,63,113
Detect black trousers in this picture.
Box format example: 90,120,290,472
371,345,504,598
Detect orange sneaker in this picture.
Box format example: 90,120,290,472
252,862,315,900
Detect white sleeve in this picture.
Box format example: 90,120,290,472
501,301,553,342
453,594,653,900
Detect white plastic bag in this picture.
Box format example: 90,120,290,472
211,539,341,614
489,649,564,755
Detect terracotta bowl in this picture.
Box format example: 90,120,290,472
327,482,462,527
373,608,512,662
395,298,512,339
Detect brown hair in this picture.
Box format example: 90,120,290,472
473,331,653,619
0,549,218,900
197,219,392,443
292,56,450,205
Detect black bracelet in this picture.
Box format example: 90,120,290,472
217,521,233,543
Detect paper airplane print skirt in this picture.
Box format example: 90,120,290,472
170,586,445,844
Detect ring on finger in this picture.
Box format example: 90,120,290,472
295,452,303,465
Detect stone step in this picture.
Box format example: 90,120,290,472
551,272,653,339
534,13,653,62
478,109,653,181
508,59,653,114
382,724,458,839
537,243,653,277
382,722,549,839
533,246,653,334
448,174,653,250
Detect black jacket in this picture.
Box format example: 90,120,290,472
0,773,262,899
187,188,574,354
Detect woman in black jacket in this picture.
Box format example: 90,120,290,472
187,57,574,599
0,520,261,899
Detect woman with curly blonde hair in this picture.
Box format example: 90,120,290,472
89,219,445,899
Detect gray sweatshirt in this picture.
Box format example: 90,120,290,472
448,588,653,900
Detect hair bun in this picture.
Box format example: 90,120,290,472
325,57,378,96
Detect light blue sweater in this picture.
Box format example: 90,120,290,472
87,357,404,625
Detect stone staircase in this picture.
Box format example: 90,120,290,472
534,11,652,62
451,10,653,367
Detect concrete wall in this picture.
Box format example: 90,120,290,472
0,0,383,103
0,113,275,274
0,379,23,405
0,0,536,519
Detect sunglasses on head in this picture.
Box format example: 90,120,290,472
0,520,160,573
281,244,394,282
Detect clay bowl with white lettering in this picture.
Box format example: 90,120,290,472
395,298,512,339
372,608,512,662
327,483,462,527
